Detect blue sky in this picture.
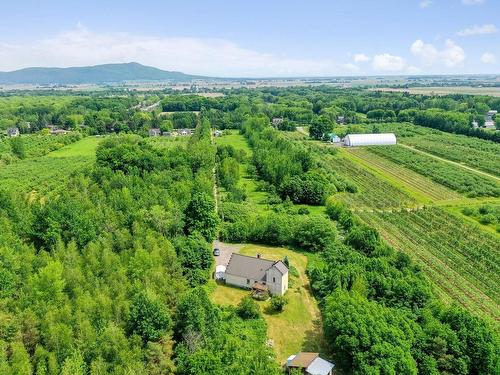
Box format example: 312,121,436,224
0,0,498,76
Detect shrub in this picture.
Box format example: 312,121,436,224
237,296,261,319
269,295,288,312
294,215,337,252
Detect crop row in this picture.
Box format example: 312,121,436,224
368,145,500,197
358,207,500,321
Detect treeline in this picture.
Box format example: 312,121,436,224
0,119,279,373
241,116,354,205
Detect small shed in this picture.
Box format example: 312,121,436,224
149,128,161,137
6,127,20,137
286,352,335,375
344,133,396,147
215,265,226,280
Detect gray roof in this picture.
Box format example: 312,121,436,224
273,260,288,275
225,253,287,281
307,357,335,375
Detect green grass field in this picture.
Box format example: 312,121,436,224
145,135,189,150
215,131,269,211
211,244,325,363
0,136,101,195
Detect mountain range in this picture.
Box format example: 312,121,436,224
0,62,205,85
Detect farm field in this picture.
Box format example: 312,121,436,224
358,207,500,323
368,144,500,197
350,122,500,177
323,153,418,210
0,136,101,195
211,244,325,363
343,147,461,202
373,86,500,97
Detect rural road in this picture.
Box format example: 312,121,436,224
399,143,500,183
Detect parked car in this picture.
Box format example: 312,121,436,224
213,248,220,256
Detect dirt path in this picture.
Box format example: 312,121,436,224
296,126,308,136
399,143,500,182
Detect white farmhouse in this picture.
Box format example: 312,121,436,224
224,253,288,296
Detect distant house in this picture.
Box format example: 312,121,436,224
6,127,20,137
272,117,284,127
472,120,479,129
336,116,345,124
162,131,173,137
51,129,70,135
286,352,335,375
178,128,194,136
484,110,497,129
224,253,288,296
149,128,161,136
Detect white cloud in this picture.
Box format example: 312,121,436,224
420,0,432,8
462,0,485,5
457,24,497,36
372,54,407,72
0,25,359,77
353,53,370,63
410,39,465,67
481,52,496,64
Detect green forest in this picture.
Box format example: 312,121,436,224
0,87,499,374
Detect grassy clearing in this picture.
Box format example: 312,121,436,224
211,244,325,363
343,147,461,202
215,131,268,211
0,136,101,195
357,207,500,323
145,136,188,150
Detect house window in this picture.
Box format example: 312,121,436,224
246,279,250,284
273,277,276,283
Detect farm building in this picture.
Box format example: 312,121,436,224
6,127,20,137
149,128,161,136
344,133,396,147
286,352,335,375
224,253,288,296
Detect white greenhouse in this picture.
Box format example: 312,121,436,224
344,133,396,147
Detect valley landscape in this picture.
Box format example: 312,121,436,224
0,1,499,374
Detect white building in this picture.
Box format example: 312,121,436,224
224,253,288,296
286,352,335,375
344,133,396,147
6,127,20,137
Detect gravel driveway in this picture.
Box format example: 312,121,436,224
213,240,243,267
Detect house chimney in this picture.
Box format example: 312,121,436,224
257,253,261,259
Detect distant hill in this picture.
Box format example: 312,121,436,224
0,62,205,85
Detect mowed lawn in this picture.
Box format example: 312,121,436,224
211,244,325,364
0,136,101,195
